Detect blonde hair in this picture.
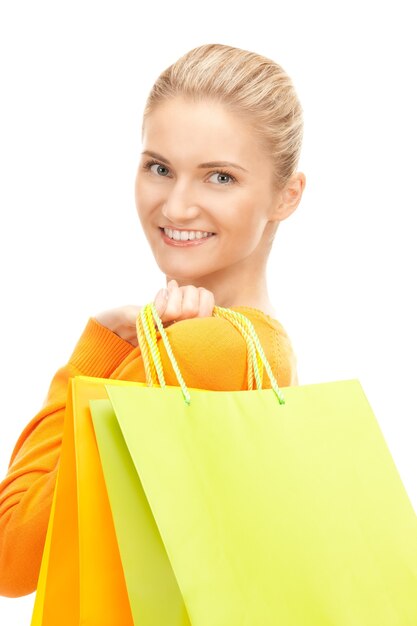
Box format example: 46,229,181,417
143,43,303,190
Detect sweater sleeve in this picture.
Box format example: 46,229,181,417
0,318,134,598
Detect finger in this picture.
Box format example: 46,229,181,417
153,288,168,317
167,279,178,291
197,288,216,317
179,285,200,319
162,282,183,322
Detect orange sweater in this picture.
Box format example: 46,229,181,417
0,306,298,597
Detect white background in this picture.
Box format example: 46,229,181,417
0,0,416,622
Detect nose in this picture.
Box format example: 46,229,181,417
161,181,200,226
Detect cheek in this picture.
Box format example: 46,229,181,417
135,176,162,216
226,199,265,241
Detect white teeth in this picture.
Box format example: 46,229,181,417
163,227,214,241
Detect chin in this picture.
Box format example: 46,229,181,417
155,260,221,284
155,261,199,282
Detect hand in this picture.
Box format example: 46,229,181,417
94,305,142,346
94,280,215,346
153,279,215,328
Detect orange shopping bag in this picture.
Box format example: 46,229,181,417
31,377,134,625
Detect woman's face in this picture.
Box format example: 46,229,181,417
135,96,281,283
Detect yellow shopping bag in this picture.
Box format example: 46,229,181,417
89,303,417,625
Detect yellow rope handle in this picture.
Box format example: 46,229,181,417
145,305,164,381
142,303,191,404
213,307,285,404
136,309,158,386
212,307,263,390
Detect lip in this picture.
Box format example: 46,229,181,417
159,227,216,247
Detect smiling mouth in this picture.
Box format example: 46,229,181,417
159,227,216,242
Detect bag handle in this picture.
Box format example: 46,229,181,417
136,303,285,406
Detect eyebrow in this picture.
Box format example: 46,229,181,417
141,150,248,173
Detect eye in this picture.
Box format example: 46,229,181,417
143,159,171,177
207,170,236,185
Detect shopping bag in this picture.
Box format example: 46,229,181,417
88,381,192,626
89,303,417,626
31,376,136,625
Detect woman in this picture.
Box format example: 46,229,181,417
0,43,306,597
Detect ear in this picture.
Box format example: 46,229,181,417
270,172,306,222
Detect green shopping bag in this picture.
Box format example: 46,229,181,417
87,378,191,626
90,304,417,626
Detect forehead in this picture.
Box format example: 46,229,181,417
142,97,266,166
